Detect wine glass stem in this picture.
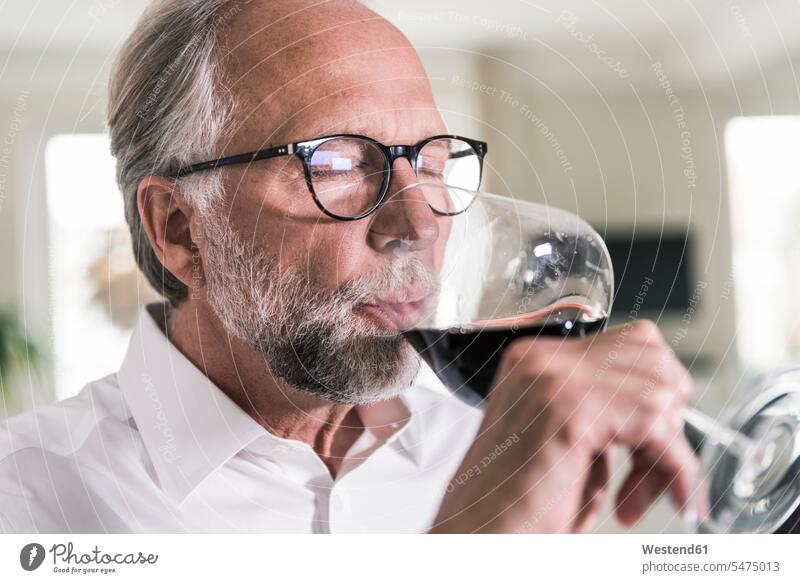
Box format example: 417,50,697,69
683,406,758,460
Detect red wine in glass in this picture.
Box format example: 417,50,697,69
403,304,607,401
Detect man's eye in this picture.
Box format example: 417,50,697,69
311,167,351,180
274,166,306,183
418,163,446,177
311,156,359,179
311,161,382,182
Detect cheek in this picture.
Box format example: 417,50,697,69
229,179,453,285
229,182,375,284
298,224,375,288
432,217,452,271
226,180,326,251
232,211,371,290
232,170,322,230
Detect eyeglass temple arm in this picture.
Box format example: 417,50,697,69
447,140,487,159
448,149,479,160
174,137,486,178
174,143,297,178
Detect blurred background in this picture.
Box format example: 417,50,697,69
1,0,800,532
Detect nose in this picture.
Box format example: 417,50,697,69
367,158,440,255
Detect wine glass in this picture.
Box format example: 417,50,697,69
389,182,800,533
391,182,614,401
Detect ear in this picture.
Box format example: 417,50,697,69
137,176,201,290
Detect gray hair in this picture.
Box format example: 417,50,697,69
107,0,245,306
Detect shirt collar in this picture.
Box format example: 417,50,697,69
118,303,464,505
118,304,268,506
384,356,462,466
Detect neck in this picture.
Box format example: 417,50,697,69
162,300,364,477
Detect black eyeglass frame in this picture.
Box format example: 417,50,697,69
173,134,488,221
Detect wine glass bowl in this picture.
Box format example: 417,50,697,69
393,182,614,399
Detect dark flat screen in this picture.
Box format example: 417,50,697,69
603,230,692,316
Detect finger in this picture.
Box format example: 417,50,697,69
599,349,691,404
574,491,607,533
597,321,664,353
603,377,687,447
616,430,700,524
615,459,665,527
610,393,699,519
655,434,701,512
574,449,614,531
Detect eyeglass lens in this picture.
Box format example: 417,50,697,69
308,136,481,218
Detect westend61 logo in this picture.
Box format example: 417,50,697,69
19,541,158,575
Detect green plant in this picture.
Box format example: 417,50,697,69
0,308,40,395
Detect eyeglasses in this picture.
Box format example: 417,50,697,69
174,134,488,220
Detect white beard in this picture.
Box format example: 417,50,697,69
200,212,433,405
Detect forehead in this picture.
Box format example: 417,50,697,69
220,0,445,148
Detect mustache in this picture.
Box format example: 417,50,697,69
334,257,439,305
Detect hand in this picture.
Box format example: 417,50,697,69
430,319,698,533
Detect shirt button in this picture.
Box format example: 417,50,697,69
270,444,291,461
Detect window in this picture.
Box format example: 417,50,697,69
725,117,800,370
45,134,156,399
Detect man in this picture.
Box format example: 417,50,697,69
0,0,697,533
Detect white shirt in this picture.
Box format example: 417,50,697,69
0,304,483,533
